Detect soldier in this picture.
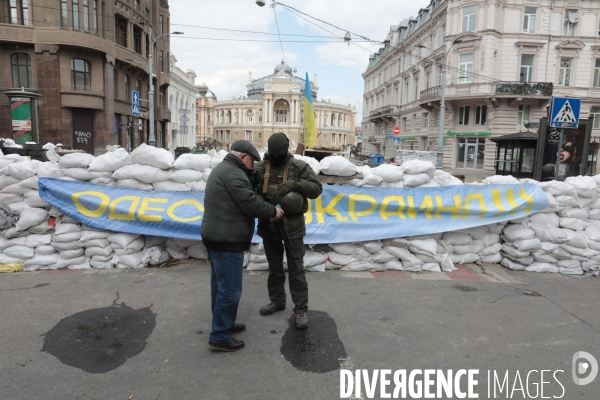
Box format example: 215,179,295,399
253,133,322,329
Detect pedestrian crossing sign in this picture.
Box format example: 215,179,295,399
550,97,581,128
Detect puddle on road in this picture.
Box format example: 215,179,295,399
42,302,156,373
280,310,347,374
453,285,479,292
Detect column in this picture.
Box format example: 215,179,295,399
252,108,256,125
296,100,300,124
263,99,268,123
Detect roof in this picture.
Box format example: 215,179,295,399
247,61,317,99
490,131,539,142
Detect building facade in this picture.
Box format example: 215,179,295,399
0,0,172,154
212,62,356,151
362,0,600,171
167,54,196,151
195,84,216,144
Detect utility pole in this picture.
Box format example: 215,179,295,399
544,1,555,82
148,27,155,147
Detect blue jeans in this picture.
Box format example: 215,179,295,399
209,249,244,344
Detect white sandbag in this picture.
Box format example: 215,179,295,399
440,254,457,271
319,156,357,176
22,234,52,248
187,180,206,191
169,169,203,184
202,168,212,181
88,148,131,172
328,252,358,265
166,246,188,259
481,253,503,263
565,231,589,249
529,212,560,227
559,217,588,231
330,243,357,255
4,160,39,180
351,246,372,260
113,164,171,184
116,179,153,190
433,170,463,186
403,254,424,271
501,257,526,271
361,240,382,254
403,173,430,187
85,245,113,257
454,225,488,240
187,243,208,259
304,250,328,267
370,249,397,263
449,253,480,264
57,256,87,269
153,180,191,191
384,260,404,270
372,164,404,183
347,166,383,187
324,260,342,270
402,159,435,177
537,254,558,263
3,245,34,259
83,238,109,248
35,245,56,255
556,259,581,269
526,263,558,273
27,220,55,235
90,177,117,186
143,235,167,249
247,261,269,271
483,175,519,185
55,223,81,235
23,192,49,208
210,153,226,168
24,253,60,267
384,246,411,261
107,233,141,249
415,253,442,263
15,208,48,231
341,260,374,272
560,244,598,258
59,152,95,168
421,263,442,272
130,143,174,170
559,207,588,220
480,233,500,247
1,183,29,195
53,231,82,243
0,254,23,264
293,155,320,175
514,238,542,252
480,242,503,256
148,248,170,266
37,163,64,179
62,168,111,181
588,209,600,220
8,201,30,214
442,232,473,246
502,244,530,258
115,251,148,269
503,225,535,241
173,153,212,171
565,176,596,197
585,225,600,241
80,230,111,241
59,248,84,259
0,174,20,189
90,256,114,269
407,239,438,257
250,243,265,255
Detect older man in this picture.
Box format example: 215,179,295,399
201,140,284,352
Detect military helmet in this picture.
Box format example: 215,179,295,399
279,191,304,215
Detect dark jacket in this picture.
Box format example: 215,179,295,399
253,153,322,240
201,154,276,252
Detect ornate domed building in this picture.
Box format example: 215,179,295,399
212,61,356,151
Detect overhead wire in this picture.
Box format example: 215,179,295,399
272,3,287,64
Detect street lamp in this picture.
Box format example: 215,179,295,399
437,39,461,170
143,30,184,147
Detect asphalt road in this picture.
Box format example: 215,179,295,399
1,261,599,399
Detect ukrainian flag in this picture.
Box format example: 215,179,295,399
303,73,317,148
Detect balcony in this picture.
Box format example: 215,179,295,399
495,81,553,97
420,86,441,103
368,105,400,122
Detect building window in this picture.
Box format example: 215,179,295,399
134,0,139,9
331,133,335,144
11,53,32,88
402,117,407,133
458,106,470,125
276,110,287,123
520,55,534,83
414,78,419,99
124,75,129,101
594,59,600,87
134,25,142,54
425,72,430,89
462,6,476,32
517,105,531,126
245,131,253,141
523,7,536,33
115,14,127,47
456,138,485,169
72,0,80,30
475,105,487,125
248,116,253,123
459,53,474,83
558,57,573,86
564,9,578,36
259,116,262,122
71,59,91,91
160,15,164,35
591,107,600,129
6,0,31,25
423,112,429,128
83,0,89,31
61,0,68,28
160,51,164,72
93,0,98,34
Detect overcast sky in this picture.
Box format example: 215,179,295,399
169,0,431,124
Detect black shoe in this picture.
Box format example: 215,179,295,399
231,323,246,333
295,312,309,329
260,302,286,316
208,338,245,352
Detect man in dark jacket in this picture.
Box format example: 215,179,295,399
253,133,322,329
201,140,284,352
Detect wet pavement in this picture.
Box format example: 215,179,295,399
0,261,599,399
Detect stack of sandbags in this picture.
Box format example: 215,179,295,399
372,164,404,188
401,159,437,187
81,226,114,269
1,234,57,271
52,218,89,270
108,232,146,269
346,166,383,187
319,156,357,176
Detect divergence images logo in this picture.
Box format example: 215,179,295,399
572,351,598,386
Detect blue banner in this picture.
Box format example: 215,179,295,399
39,178,549,244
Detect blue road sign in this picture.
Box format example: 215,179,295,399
132,90,140,116
386,133,394,138
550,97,581,129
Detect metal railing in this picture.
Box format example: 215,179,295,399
369,105,400,118
495,81,553,96
420,86,441,102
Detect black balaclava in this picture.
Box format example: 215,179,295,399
268,133,289,167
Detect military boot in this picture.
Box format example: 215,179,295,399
295,312,308,329
260,302,285,316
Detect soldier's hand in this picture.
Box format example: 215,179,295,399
274,208,285,220
276,180,298,198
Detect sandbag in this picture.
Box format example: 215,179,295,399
37,163,64,179
372,164,404,183
330,243,357,255
51,240,84,252
187,243,208,259
319,156,357,176
303,250,328,267
57,256,87,269
85,245,113,257
370,249,397,263
442,232,473,246
53,231,82,242
88,148,131,172
16,208,48,231
59,152,95,168
8,201,30,214
153,180,191,191
449,253,480,264
107,233,141,249
62,168,111,181
3,245,34,260
4,160,39,180
35,245,56,255
169,169,203,184
402,160,435,177
116,179,153,190
129,143,174,170
0,175,20,189
503,225,535,241
187,181,206,191
361,240,382,254
525,263,558,273
384,260,403,270
113,164,171,184
501,257,525,271
514,238,542,252
115,251,148,269
24,253,60,267
403,173,430,187
173,153,213,171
